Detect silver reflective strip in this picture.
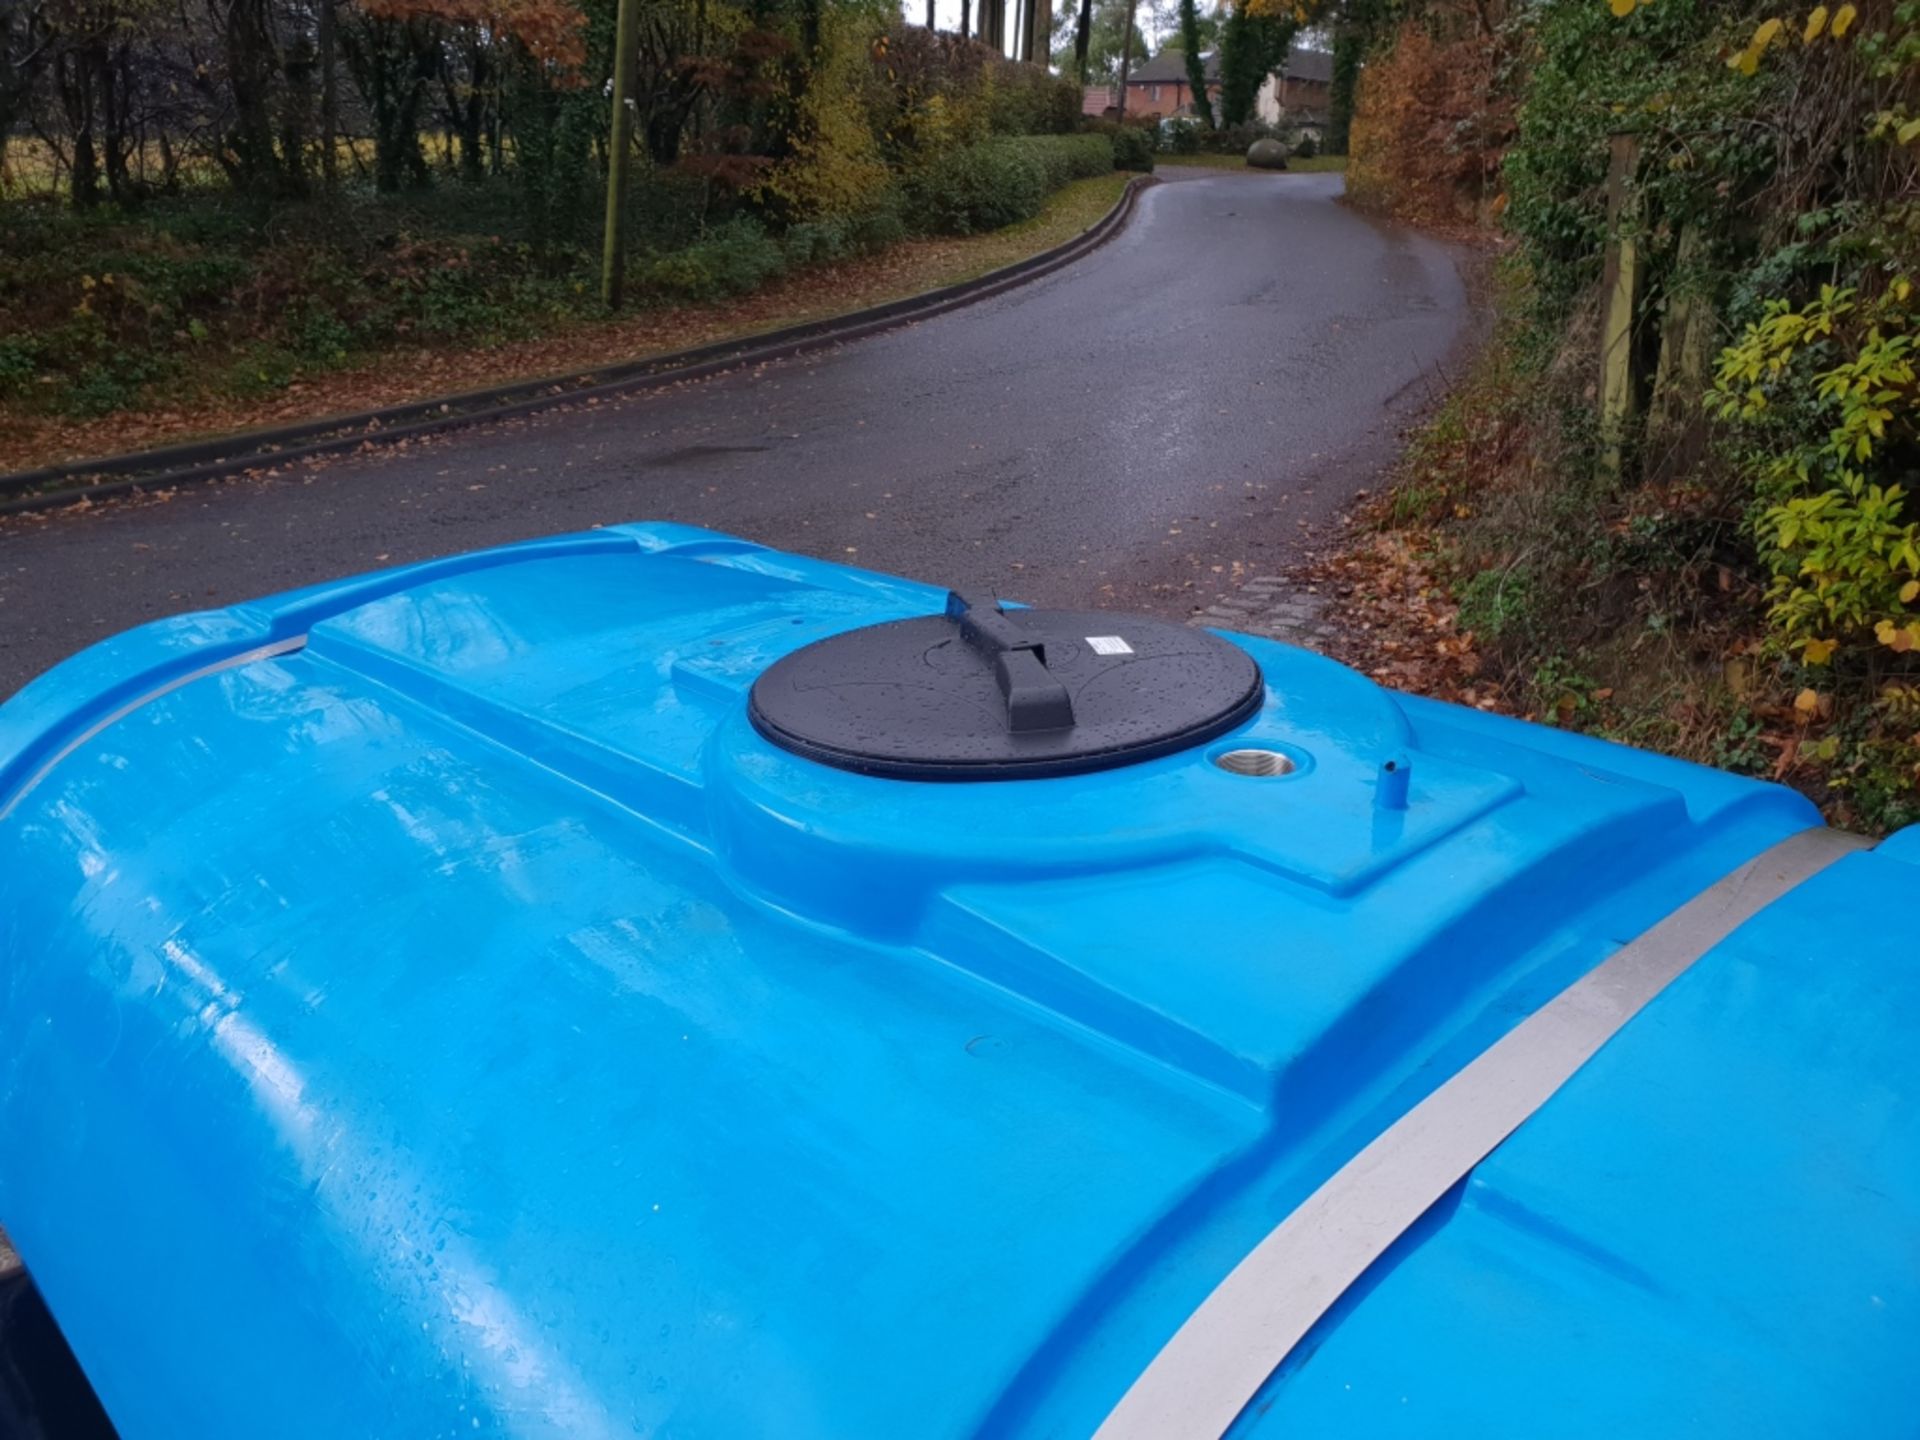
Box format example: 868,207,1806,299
0,635,308,824
1095,825,1870,1440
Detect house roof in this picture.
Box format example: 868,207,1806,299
1125,50,1198,84
1283,45,1334,83
1126,43,1333,87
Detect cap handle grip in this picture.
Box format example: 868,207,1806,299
944,592,1076,735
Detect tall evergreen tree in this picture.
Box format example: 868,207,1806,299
1177,0,1210,127
1217,0,1293,126
1326,20,1360,152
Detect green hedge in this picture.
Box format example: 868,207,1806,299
638,218,790,300
636,202,912,303
649,133,1114,293
909,134,1119,236
1020,134,1118,190
1109,126,1156,174
987,68,1087,137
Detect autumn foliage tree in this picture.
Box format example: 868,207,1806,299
1344,0,1511,222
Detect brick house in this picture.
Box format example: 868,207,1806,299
1120,45,1333,127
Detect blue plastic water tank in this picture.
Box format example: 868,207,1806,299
0,522,1914,1438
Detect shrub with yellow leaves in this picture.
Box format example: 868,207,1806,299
1713,281,1920,664
1718,2,1856,72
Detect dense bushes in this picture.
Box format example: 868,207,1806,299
1346,5,1511,225
0,121,1130,417
1158,116,1294,158
0,113,1133,418
0,194,591,415
1002,134,1112,192
1353,0,1920,829
1213,119,1284,156
908,133,1117,234
1108,124,1157,173
1507,0,1920,828
638,219,793,301
0,121,1133,415
984,65,1088,137
905,144,1033,234
1,11,1120,424
640,202,926,299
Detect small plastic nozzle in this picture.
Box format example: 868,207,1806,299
1376,752,1411,811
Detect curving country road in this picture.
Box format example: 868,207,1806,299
0,170,1472,697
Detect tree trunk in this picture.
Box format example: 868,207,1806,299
71,128,98,206
1326,17,1360,154
1028,0,1051,68
775,0,819,157
222,0,283,196
157,128,178,190
1,2,53,176
959,0,970,39
1179,0,1211,125
319,0,338,187
55,47,100,208
458,40,488,183
349,16,437,192
926,0,935,29
1072,0,1091,83
281,32,314,196
95,39,134,203
395,35,435,190
1114,0,1138,117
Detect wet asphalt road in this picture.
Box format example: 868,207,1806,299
0,170,1472,698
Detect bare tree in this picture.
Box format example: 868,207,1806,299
1,0,56,180
318,0,337,184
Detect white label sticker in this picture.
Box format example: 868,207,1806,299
1086,635,1133,656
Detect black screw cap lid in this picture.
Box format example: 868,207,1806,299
748,592,1264,780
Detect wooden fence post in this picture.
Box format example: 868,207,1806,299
599,0,641,310
1599,131,1641,481
1646,223,1715,479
